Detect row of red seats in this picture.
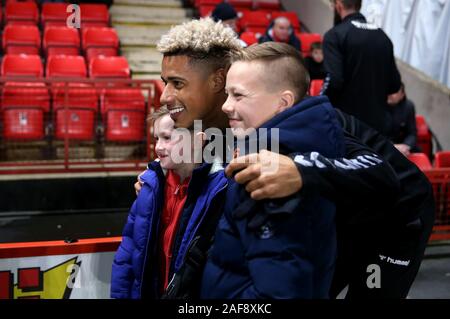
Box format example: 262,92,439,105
2,86,146,142
2,25,119,62
1,54,145,142
0,2,109,28
1,54,129,80
2,105,146,142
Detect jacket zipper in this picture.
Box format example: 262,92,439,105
165,181,228,294
164,183,182,289
139,177,165,298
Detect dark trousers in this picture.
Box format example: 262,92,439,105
330,195,435,299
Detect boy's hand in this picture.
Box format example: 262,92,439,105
134,170,146,196
225,150,303,200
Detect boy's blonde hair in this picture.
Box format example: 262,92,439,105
230,42,310,102
157,18,242,74
147,105,170,124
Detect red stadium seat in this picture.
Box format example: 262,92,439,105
235,8,251,32
2,108,44,140
297,32,322,56
2,25,41,55
46,55,87,79
198,5,215,17
236,8,251,19
43,26,80,58
101,89,145,141
240,31,258,46
101,89,145,114
79,4,110,28
228,0,253,9
255,0,280,10
82,27,119,63
435,151,450,168
309,79,324,96
243,26,267,36
5,0,37,3
433,152,450,217
46,56,97,112
89,56,130,79
55,109,95,140
416,115,432,159
51,83,98,111
1,55,49,113
41,3,68,28
2,82,50,112
194,0,221,7
1,54,43,77
239,11,271,32
105,110,145,142
408,153,432,170
5,1,39,25
271,11,301,31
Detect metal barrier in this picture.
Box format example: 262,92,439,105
0,77,161,174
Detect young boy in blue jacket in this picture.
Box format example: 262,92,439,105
111,107,227,299
200,42,345,299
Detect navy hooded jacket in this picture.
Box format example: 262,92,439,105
111,159,227,299
200,96,345,299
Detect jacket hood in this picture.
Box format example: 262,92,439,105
240,95,344,158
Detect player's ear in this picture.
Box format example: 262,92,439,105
209,68,227,93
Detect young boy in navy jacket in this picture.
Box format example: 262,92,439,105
200,42,345,299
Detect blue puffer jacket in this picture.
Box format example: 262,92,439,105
111,160,227,299
200,96,345,299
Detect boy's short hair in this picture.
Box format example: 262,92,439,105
310,41,323,52
148,105,170,124
230,42,310,102
157,18,242,75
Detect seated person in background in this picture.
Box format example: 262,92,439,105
304,41,326,80
259,17,301,51
111,107,227,299
211,2,239,33
211,2,247,47
388,83,418,157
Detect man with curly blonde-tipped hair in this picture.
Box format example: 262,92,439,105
158,18,242,130
111,19,239,299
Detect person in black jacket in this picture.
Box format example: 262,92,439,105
322,0,402,136
388,83,418,156
258,17,301,51
226,110,435,299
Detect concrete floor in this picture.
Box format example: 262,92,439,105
408,244,450,299
334,243,450,299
